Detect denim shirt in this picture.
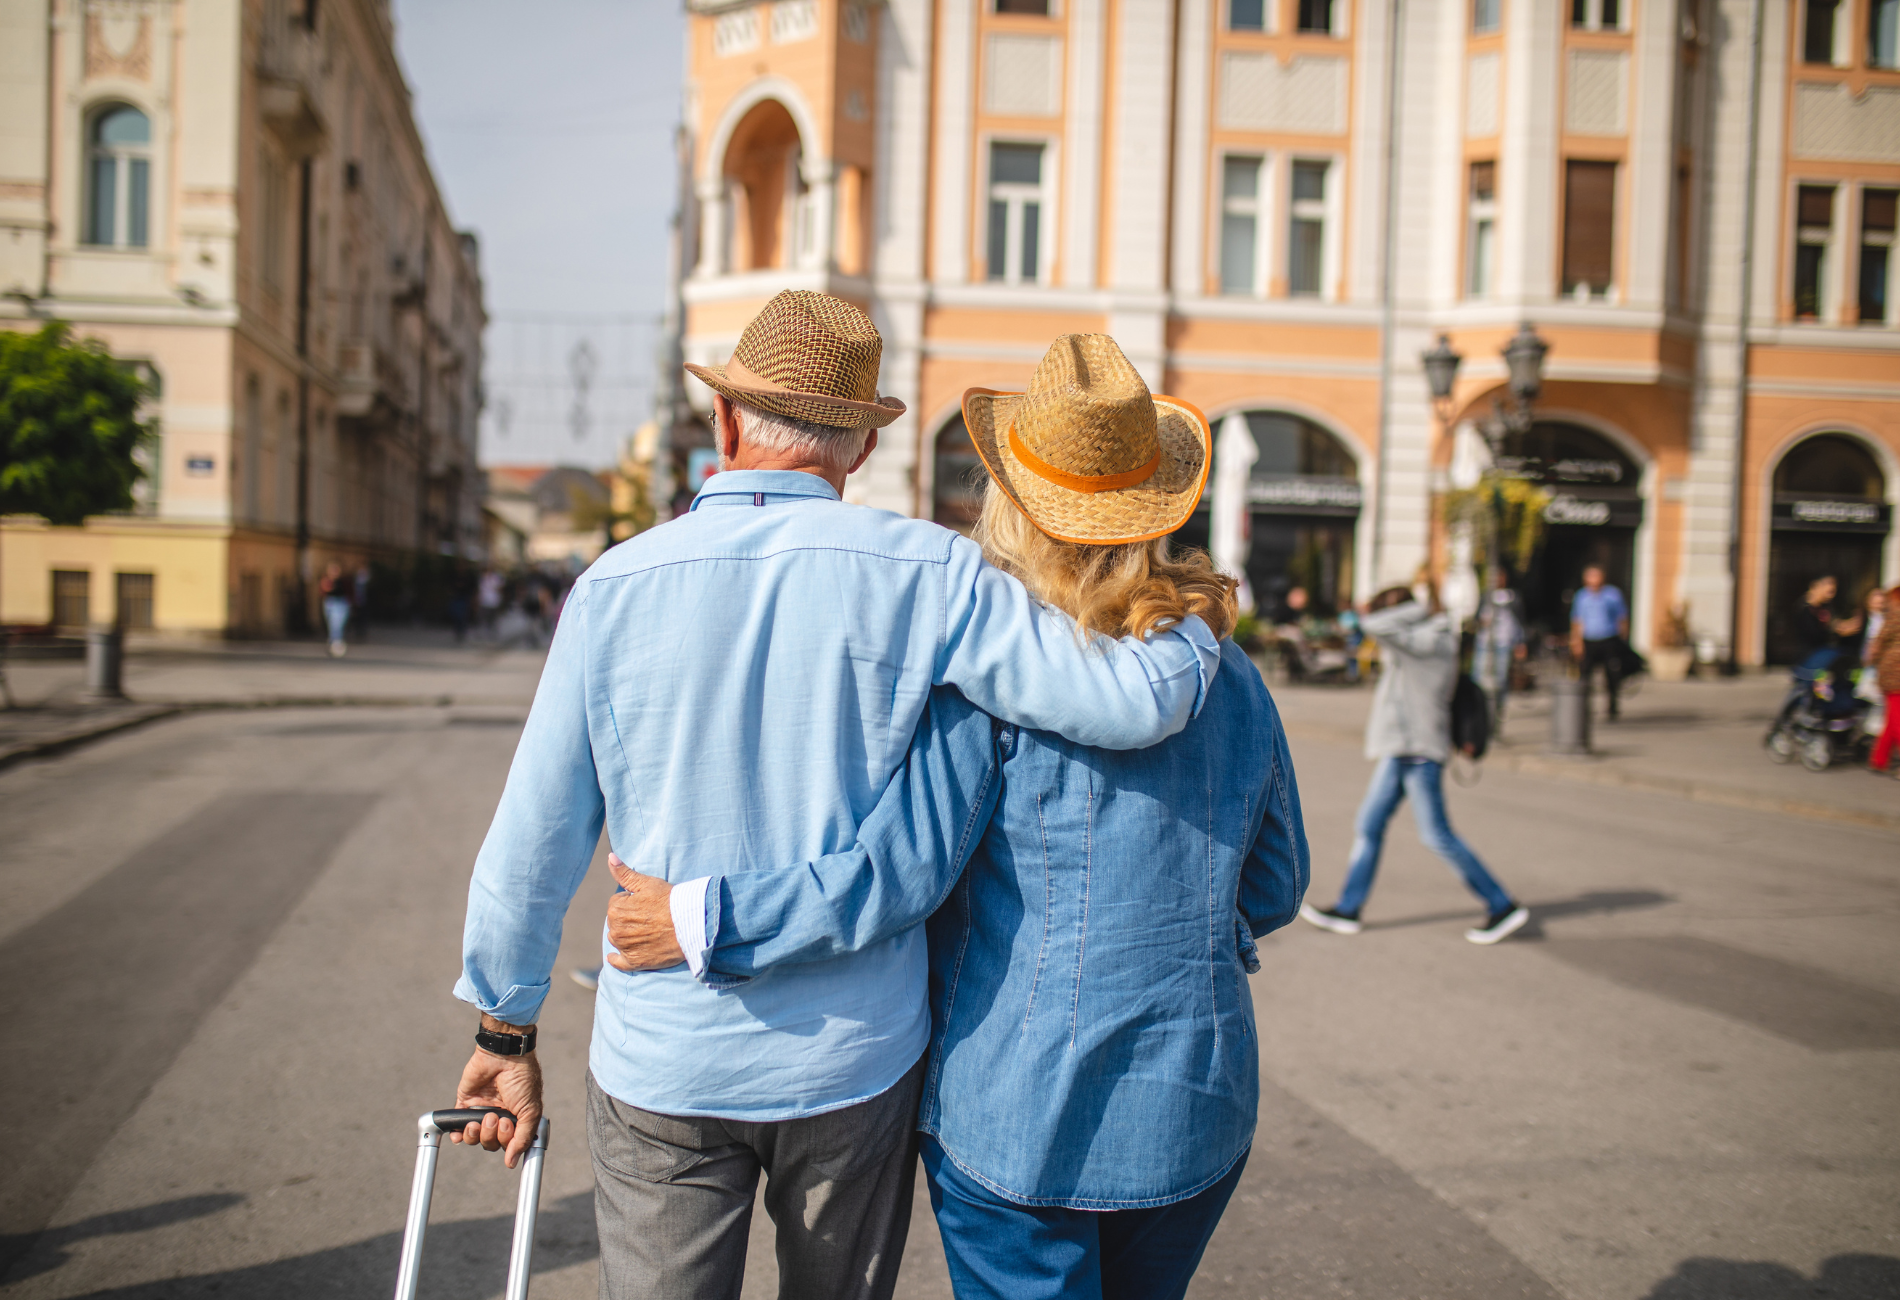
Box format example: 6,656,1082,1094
702,642,1308,1205
454,471,1219,1121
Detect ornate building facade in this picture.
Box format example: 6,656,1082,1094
674,0,1899,662
0,0,484,636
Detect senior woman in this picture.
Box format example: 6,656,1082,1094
637,336,1309,1299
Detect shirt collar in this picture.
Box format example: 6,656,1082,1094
691,469,842,510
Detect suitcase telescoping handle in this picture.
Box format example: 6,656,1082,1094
392,1108,550,1300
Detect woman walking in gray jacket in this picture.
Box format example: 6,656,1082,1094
1301,583,1529,945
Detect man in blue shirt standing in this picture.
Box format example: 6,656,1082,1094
1570,564,1631,720
442,293,1219,1300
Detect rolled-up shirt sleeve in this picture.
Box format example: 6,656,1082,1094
936,537,1219,750
454,590,606,1026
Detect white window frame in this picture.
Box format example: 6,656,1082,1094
1467,161,1498,299
1285,155,1340,300
1472,0,1501,34
84,102,152,250
1217,153,1270,297
982,136,1056,287
1872,0,1900,69
1570,0,1627,33
1294,0,1346,37
1857,183,1898,326
1226,0,1274,34
1792,181,1839,323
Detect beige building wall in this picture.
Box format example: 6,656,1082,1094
676,0,1900,665
0,0,485,636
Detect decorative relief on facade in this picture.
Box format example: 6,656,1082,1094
1465,52,1499,138
1565,49,1627,136
984,35,1062,118
84,2,153,82
771,0,818,45
1217,52,1347,135
714,8,761,57
845,88,869,121
1791,83,1900,163
842,3,871,44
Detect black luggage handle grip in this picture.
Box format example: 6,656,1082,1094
429,1107,517,1133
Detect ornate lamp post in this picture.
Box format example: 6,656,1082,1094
1421,334,1463,433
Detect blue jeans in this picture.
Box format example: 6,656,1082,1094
921,1137,1246,1300
1335,757,1512,917
322,596,351,644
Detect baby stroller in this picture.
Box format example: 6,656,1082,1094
1765,654,1873,771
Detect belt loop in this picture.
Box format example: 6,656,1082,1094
754,492,765,506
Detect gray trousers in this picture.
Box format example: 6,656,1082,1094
586,1055,925,1300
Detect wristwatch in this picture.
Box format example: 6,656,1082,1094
475,1023,537,1056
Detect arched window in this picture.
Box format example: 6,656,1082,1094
932,414,985,532
86,104,151,248
723,100,807,271
1773,432,1885,498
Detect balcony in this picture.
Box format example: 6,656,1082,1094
335,340,404,421
256,17,327,156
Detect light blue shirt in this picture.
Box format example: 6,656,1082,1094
455,470,1219,1121
1571,584,1628,641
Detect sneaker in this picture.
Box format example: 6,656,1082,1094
570,965,601,991
1465,904,1530,945
1299,903,1363,935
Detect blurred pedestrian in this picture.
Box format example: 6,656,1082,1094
351,563,372,642
448,568,474,644
1473,567,1525,727
1770,575,1863,737
1867,586,1900,777
478,568,504,639
1570,565,1630,721
1301,582,1528,945
318,562,350,658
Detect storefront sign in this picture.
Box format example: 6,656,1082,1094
1247,476,1362,515
1543,492,1644,529
1772,497,1891,533
185,456,215,476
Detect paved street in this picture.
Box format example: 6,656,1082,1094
2,642,1896,1299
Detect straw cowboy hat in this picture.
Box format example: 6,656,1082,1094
685,290,907,430
963,334,1211,545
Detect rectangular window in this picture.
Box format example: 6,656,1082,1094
1228,0,1265,31
1473,0,1500,33
986,142,1046,285
52,570,91,629
1860,188,1896,324
128,158,149,248
87,155,116,245
1220,155,1262,295
1873,0,1900,68
1297,0,1334,33
1803,0,1840,64
1467,160,1497,298
1794,183,1835,320
1572,0,1620,29
994,0,1049,12
115,572,155,630
1288,160,1328,297
1562,159,1616,296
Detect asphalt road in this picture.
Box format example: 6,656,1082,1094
1,665,1895,1299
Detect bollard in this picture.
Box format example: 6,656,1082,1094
84,625,126,702
1548,675,1591,756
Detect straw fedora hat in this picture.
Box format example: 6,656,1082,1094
963,334,1210,545
685,290,907,430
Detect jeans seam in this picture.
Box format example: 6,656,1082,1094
1068,781,1093,1050
1021,793,1052,1034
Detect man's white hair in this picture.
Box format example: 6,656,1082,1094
730,399,871,472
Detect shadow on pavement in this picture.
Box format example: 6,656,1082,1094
1363,889,1671,934
53,1191,596,1300
0,1196,244,1285
1644,1254,1900,1298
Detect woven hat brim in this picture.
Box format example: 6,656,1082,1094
963,388,1211,545
686,361,905,430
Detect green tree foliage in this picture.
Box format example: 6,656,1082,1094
1441,474,1551,578
0,323,154,526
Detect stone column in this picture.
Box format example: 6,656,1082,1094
696,176,728,277
802,157,837,272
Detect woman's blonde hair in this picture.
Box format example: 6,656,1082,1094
973,479,1239,643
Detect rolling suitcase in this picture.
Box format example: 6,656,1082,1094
392,1108,550,1300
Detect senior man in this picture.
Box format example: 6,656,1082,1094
449,292,1219,1300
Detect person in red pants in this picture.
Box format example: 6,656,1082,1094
1869,585,1900,776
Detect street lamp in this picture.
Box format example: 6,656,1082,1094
1421,334,1463,430
1503,321,1548,409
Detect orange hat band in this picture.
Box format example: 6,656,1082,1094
1007,423,1160,494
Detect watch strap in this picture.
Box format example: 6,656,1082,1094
475,1025,537,1056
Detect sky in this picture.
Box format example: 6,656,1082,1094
391,0,685,469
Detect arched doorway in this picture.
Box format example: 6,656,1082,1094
723,100,808,271
931,414,984,533
1172,410,1362,618
1495,420,1645,639
1764,433,1890,663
